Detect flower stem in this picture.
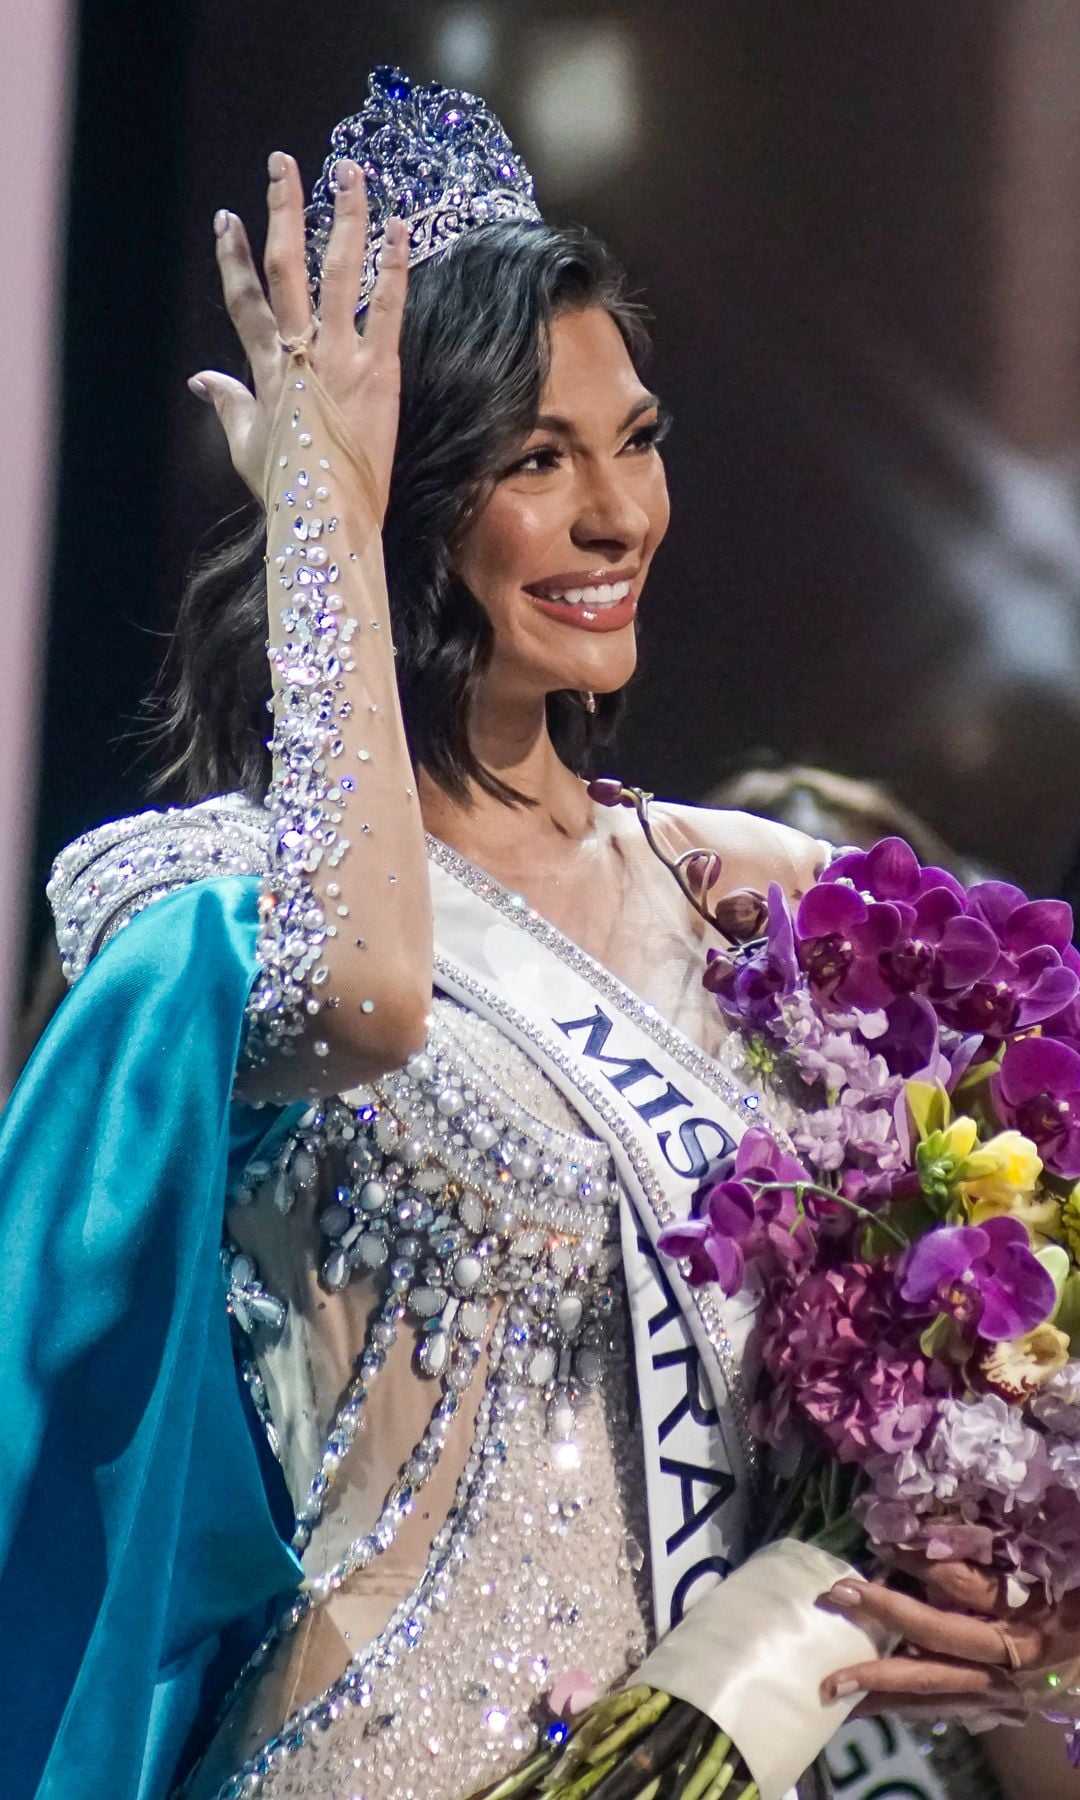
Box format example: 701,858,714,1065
751,1180,909,1251
474,1749,555,1799
679,1735,734,1800
560,1753,621,1797
587,1692,672,1765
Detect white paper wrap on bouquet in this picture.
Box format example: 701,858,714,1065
635,1540,896,1800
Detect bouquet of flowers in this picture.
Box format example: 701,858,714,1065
473,818,1080,1800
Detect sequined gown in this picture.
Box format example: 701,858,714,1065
41,365,986,1800
161,778,822,1800
44,349,822,1798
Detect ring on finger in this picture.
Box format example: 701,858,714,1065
995,1623,1024,1673
278,317,319,356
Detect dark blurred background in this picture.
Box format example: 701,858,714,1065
29,0,1080,983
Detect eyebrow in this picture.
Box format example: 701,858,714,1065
532,393,662,438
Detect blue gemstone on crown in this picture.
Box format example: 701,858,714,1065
306,66,542,315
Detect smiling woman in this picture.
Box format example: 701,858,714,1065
2,62,1065,1800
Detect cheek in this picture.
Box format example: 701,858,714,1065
646,465,671,550
458,492,554,598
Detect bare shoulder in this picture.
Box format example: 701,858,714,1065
649,800,829,900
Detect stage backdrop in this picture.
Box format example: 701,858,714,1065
28,0,1080,1016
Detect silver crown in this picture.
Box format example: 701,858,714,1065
306,66,542,314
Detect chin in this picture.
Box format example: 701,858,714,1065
571,645,638,696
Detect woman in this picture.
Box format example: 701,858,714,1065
7,67,1077,1800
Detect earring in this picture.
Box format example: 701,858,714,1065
582,690,597,714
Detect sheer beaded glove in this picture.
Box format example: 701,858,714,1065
192,153,432,1099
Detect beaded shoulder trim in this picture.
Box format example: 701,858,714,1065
47,794,271,983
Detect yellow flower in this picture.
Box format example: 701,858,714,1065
980,1323,1071,1401
955,1130,1059,1236
959,1129,1042,1207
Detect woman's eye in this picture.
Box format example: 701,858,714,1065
510,446,561,476
624,415,671,454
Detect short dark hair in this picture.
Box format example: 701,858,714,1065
154,221,650,806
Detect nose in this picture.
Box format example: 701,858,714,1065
569,462,649,560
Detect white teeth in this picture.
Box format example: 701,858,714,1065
541,579,633,608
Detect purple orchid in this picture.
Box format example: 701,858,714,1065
899,1216,1056,1342
824,837,966,908
658,1126,812,1293
707,883,799,1030
657,1178,755,1294
940,882,1078,1039
1046,944,1080,1050
992,1036,1080,1179
880,885,999,999
795,880,907,1010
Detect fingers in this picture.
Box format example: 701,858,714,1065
889,1549,1003,1614
263,151,312,344
823,1578,1024,1667
188,370,259,490
822,1655,1015,1703
849,1693,1025,1727
317,160,370,345
214,211,278,386
361,214,409,360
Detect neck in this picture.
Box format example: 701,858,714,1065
418,688,593,868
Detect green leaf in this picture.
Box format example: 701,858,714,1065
861,1191,939,1258
1054,1271,1080,1353
1038,1244,1071,1307
907,1080,948,1141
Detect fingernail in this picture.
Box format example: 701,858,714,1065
268,151,288,180
828,1582,864,1609
386,216,407,248
187,376,210,400
822,1676,859,1702
334,158,358,191
213,209,231,239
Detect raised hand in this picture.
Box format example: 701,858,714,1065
190,151,408,513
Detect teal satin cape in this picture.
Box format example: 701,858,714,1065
0,877,304,1799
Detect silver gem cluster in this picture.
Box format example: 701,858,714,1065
305,65,542,316
247,381,356,1060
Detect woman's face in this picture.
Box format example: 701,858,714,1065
453,306,670,705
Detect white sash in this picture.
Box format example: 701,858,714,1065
428,843,956,1800
428,840,765,1635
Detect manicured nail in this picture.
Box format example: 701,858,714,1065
268,151,288,180
213,209,230,239
829,1582,864,1609
334,158,358,191
386,216,407,248
822,1675,859,1702
187,376,210,400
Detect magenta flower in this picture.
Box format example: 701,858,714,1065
657,1177,755,1294
658,1126,812,1293
880,885,999,999
824,837,966,908
967,881,1074,959
992,1036,1080,1178
899,1217,1056,1341
1046,944,1080,1044
940,883,1078,1040
795,880,906,1009
755,1259,937,1464
708,884,799,1029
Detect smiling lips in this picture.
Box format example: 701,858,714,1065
523,571,639,634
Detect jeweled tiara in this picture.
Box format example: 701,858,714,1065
306,65,542,314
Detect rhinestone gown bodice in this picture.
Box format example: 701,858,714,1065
186,998,654,1800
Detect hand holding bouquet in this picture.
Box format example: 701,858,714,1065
472,826,1080,1800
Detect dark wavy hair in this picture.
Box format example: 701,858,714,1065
154,221,650,806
